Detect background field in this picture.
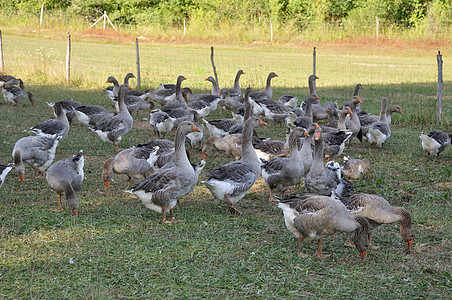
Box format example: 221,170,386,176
0,30,451,298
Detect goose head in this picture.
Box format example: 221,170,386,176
352,215,370,260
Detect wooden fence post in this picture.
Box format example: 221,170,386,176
184,20,186,36
0,30,4,72
136,38,141,90
436,50,443,123
66,32,71,82
270,20,273,43
376,16,379,39
40,4,44,28
313,47,317,90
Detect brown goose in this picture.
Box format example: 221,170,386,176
339,193,414,252
46,150,84,216
277,194,369,259
341,156,371,179
127,122,203,223
261,127,309,201
202,117,267,215
90,84,134,151
419,129,451,161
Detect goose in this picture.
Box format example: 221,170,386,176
322,107,354,161
344,96,362,142
141,138,178,171
341,83,362,111
252,137,286,161
293,94,318,130
259,99,291,123
127,122,202,223
29,102,70,139
0,163,13,188
147,75,186,106
304,127,338,196
0,74,22,88
249,72,278,100
74,105,117,127
149,109,176,138
202,117,267,215
12,135,62,181
103,76,120,104
419,129,451,161
203,118,238,138
1,78,34,106
221,69,244,98
90,84,134,151
339,193,414,252
277,194,369,259
300,75,320,107
364,98,391,148
121,94,154,115
278,94,299,109
218,88,244,113
46,100,83,125
46,150,84,216
103,145,159,189
359,97,403,127
341,157,371,179
205,76,220,96
298,123,318,177
186,123,204,150
202,134,242,161
182,88,220,118
261,127,309,202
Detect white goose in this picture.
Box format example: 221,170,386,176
90,84,134,151
127,122,203,223
419,129,451,161
46,150,84,216
202,117,267,215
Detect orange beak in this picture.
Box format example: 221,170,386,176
259,120,267,126
106,79,110,83
357,97,362,103
20,174,25,181
316,96,320,99
73,209,79,217
193,124,201,132
205,77,209,81
360,250,367,260
400,109,404,114
304,131,309,137
202,153,207,160
275,74,278,77
314,132,321,140
32,101,35,106
406,240,413,249
348,108,353,114
315,124,320,129
315,76,319,79
104,181,110,188
218,91,222,96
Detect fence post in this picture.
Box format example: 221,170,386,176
103,11,106,30
136,38,141,90
0,30,4,72
270,20,273,43
40,4,44,28
436,51,443,122
66,32,71,82
313,47,316,90
376,16,379,39
184,20,186,36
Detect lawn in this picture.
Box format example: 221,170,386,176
0,30,451,298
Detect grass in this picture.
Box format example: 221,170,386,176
0,31,451,298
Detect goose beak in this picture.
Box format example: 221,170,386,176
315,124,320,129
202,153,207,160
19,174,25,181
259,120,267,126
316,96,320,100
406,239,413,251
304,131,310,137
360,250,367,260
315,76,319,79
275,73,278,77
218,91,222,96
348,108,352,114
314,132,321,140
357,97,362,103
400,109,404,114
106,79,110,83
193,124,201,132
104,181,110,188
73,209,79,217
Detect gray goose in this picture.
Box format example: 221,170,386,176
304,127,338,196
339,193,414,252
261,127,309,202
127,122,203,223
103,145,159,189
344,96,362,142
0,75,22,88
249,72,278,100
0,163,13,188
46,100,83,125
149,109,175,138
147,75,186,106
202,117,267,215
419,129,451,161
1,78,34,106
29,102,70,139
277,194,369,259
12,135,62,181
359,97,403,127
90,84,134,151
218,70,244,111
365,97,391,148
341,156,371,179
205,76,220,96
46,150,84,216
74,105,117,127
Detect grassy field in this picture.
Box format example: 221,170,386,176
0,31,451,298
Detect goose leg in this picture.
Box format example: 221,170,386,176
169,209,184,222
56,192,64,211
113,141,119,152
268,190,277,202
225,194,242,215
127,176,132,189
160,207,171,223
315,239,331,258
296,234,309,258
344,233,354,247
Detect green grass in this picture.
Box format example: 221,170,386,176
0,32,451,298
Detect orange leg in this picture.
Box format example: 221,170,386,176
315,239,331,258
344,232,354,247
225,194,242,215
169,209,184,223
57,192,63,211
296,234,309,258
